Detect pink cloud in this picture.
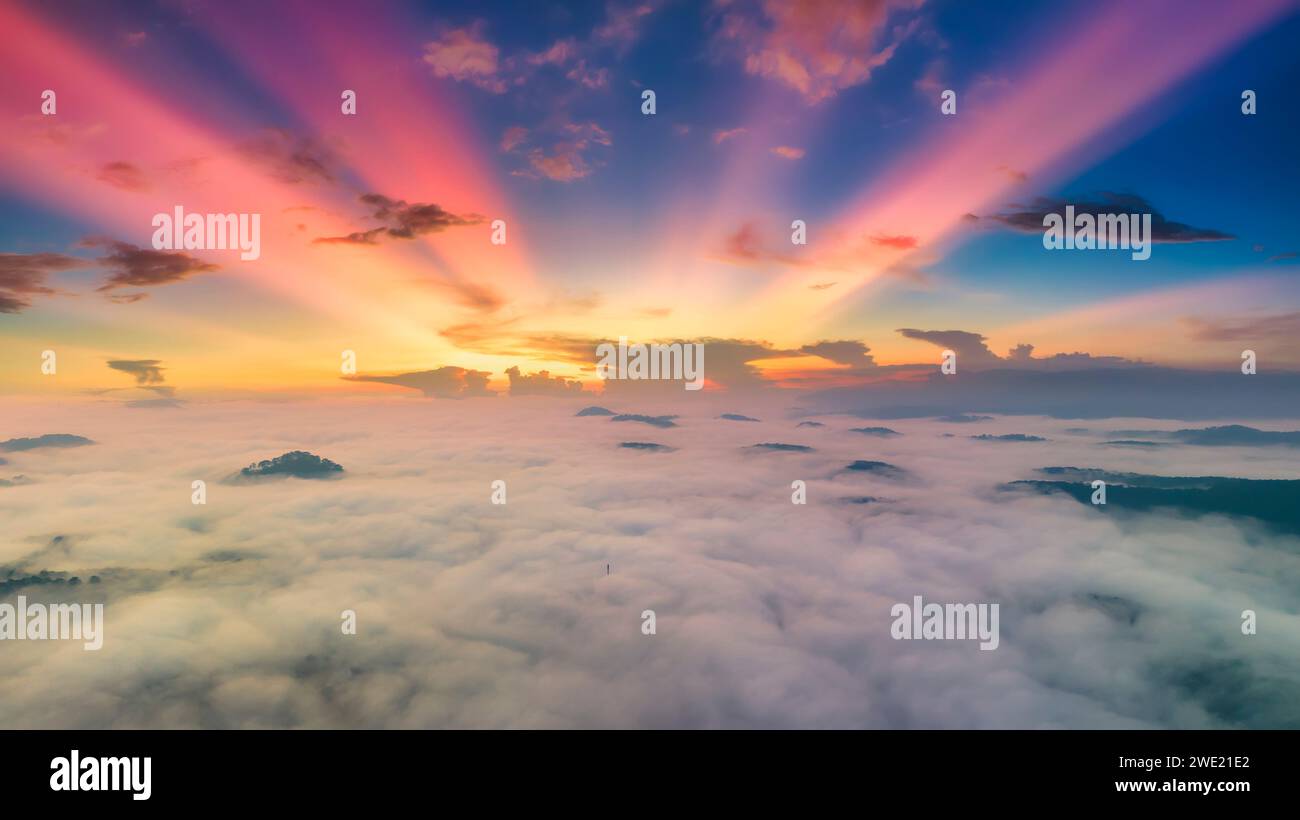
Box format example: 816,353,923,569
503,121,612,182
422,24,507,93
528,146,593,182
566,60,611,89
716,0,924,104
95,160,150,192
914,57,945,94
593,2,659,49
500,126,529,152
565,121,612,146
528,38,578,66
713,127,748,144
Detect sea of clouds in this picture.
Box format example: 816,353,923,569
1,395,1298,728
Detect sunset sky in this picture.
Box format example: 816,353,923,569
2,0,1298,397
4,0,1300,734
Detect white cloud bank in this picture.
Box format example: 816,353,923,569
0,397,1298,728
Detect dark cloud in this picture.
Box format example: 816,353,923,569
95,161,150,192
1182,312,1300,344
239,129,338,184
81,238,218,291
315,193,486,244
90,378,185,409
311,228,384,246
1007,343,1035,361
358,194,485,238
897,328,1001,365
1016,352,1147,370
446,323,1154,398
0,252,83,313
808,368,1300,420
108,359,165,385
894,330,1139,374
800,340,877,368
982,193,1234,243
592,337,793,397
576,406,616,416
505,366,584,396
346,367,494,398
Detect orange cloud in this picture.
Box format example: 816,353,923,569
871,233,918,250
713,127,748,144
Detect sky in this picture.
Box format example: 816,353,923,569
2,0,1299,399
2,0,1300,730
